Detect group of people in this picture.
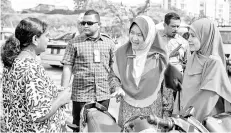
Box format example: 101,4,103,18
1,9,231,132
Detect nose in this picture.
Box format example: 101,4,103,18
173,26,179,31
83,23,89,27
188,36,192,42
173,28,178,31
131,35,138,41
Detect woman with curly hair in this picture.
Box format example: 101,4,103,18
1,17,70,132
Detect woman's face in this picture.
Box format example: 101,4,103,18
36,31,49,54
129,24,144,50
188,29,201,52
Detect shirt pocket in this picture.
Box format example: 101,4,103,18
75,45,92,64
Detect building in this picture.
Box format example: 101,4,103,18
162,0,188,11
205,0,229,25
229,0,231,25
162,0,230,25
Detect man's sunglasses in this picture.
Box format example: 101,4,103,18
80,21,98,26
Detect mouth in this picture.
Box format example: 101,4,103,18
131,42,139,46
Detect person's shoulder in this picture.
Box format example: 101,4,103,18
14,58,38,72
207,55,224,67
116,42,129,53
100,33,114,42
100,33,111,38
156,30,165,36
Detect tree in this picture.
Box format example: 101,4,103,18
72,0,150,22
130,0,150,18
1,0,14,28
71,0,158,44
73,0,90,10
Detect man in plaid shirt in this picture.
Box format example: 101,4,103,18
61,10,121,131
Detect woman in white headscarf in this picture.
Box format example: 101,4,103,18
111,15,174,127
181,18,231,122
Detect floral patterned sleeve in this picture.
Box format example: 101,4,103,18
24,60,60,121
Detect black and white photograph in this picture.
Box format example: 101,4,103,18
1,0,231,132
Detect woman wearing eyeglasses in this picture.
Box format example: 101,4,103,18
111,15,174,128
181,18,231,122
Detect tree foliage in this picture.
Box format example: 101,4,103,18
1,0,14,28
1,0,14,13
72,0,151,39
73,0,90,10
72,0,192,44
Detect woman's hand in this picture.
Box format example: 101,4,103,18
110,87,125,102
35,87,71,122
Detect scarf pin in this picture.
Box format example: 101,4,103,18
154,53,159,59
127,54,136,58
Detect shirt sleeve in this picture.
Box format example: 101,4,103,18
24,63,59,121
108,42,121,93
61,42,76,65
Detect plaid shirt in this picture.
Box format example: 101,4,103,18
61,33,121,102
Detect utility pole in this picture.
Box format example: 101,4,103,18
204,0,206,17
215,0,217,20
0,0,2,32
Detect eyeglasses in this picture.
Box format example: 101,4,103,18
80,21,98,26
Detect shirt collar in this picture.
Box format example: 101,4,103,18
158,30,167,37
82,34,104,42
158,30,179,39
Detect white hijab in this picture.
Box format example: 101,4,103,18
132,15,156,85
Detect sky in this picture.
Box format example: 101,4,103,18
11,0,76,11
11,0,162,11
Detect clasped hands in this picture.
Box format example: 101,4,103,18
110,87,125,103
